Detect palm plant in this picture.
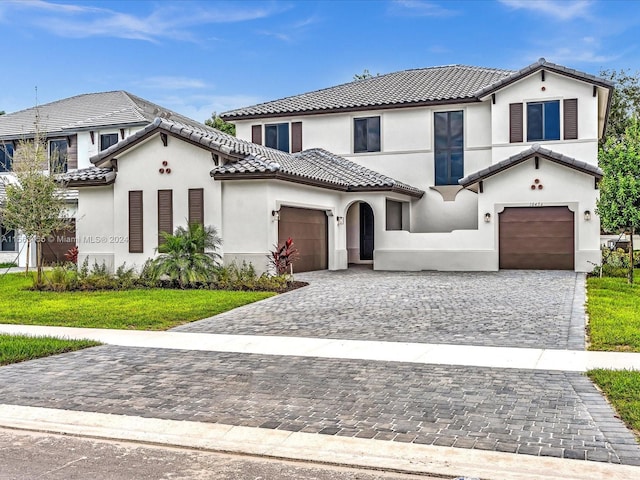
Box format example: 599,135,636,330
149,223,222,288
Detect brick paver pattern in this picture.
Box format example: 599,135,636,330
175,270,584,350
1,346,638,465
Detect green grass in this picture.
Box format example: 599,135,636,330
0,262,17,268
0,334,101,366
588,369,640,435
0,273,274,330
587,275,640,352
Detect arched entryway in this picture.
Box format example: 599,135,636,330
346,202,374,264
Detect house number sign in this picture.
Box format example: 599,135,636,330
529,202,543,207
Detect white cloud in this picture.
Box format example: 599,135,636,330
5,1,285,43
153,93,262,122
389,0,459,17
499,0,593,21
139,77,209,90
543,47,622,64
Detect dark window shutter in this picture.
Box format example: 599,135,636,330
128,191,143,253
509,103,523,143
291,122,302,153
157,190,173,247
251,125,262,145
564,98,578,140
188,188,204,226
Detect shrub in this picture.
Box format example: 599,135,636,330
591,246,640,277
214,261,290,291
268,237,298,275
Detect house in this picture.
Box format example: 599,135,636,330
62,58,612,273
0,91,206,267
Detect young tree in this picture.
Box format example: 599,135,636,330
597,118,640,283
0,131,69,286
353,69,378,81
205,112,236,136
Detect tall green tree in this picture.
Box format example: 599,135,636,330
0,111,5,115
597,118,640,283
205,112,236,136
353,69,378,81
600,69,640,142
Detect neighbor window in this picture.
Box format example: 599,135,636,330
49,139,68,173
1,225,16,252
100,133,119,151
527,100,560,141
434,111,464,186
265,123,289,152
0,143,13,173
354,116,380,153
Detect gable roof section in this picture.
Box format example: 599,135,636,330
0,91,204,141
475,58,614,99
85,118,423,198
221,65,514,120
459,144,603,189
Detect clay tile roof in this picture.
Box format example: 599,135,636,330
58,167,116,187
459,144,603,188
0,91,205,140
221,65,514,119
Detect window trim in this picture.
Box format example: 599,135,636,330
353,116,381,154
264,122,290,153
433,109,464,186
526,99,561,142
0,142,14,173
100,133,119,151
48,138,68,173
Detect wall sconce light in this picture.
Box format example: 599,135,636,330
484,212,491,223
584,210,591,221
271,210,280,221
336,216,344,225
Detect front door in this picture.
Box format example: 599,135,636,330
360,203,374,261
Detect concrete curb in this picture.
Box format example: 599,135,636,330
1,324,640,372
0,404,637,480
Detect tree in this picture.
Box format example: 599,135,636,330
0,130,69,286
596,118,640,283
205,112,236,136
0,111,4,115
353,69,378,81
148,222,222,288
600,69,640,142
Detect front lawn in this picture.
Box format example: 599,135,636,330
586,275,640,352
0,273,274,330
0,334,100,366
588,369,640,435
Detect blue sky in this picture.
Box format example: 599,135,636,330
1,0,639,122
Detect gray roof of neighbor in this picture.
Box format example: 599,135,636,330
88,118,423,197
0,91,205,140
221,58,614,120
221,65,514,119
459,144,603,187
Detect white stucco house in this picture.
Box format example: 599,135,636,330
0,91,206,267
60,58,612,273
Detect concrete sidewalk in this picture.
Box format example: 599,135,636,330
1,323,639,372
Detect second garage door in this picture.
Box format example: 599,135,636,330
278,207,328,273
499,206,574,270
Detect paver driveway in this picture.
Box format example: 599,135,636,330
176,269,585,350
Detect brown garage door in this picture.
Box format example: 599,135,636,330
42,220,76,265
499,207,574,270
278,207,328,273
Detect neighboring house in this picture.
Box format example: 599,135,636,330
0,91,205,267
63,58,612,273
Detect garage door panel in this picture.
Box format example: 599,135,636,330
499,207,574,270
278,207,328,273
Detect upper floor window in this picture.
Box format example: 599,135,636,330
49,139,68,173
1,225,16,252
354,116,380,153
0,143,13,173
527,100,560,141
100,133,119,151
265,123,290,152
434,111,463,186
